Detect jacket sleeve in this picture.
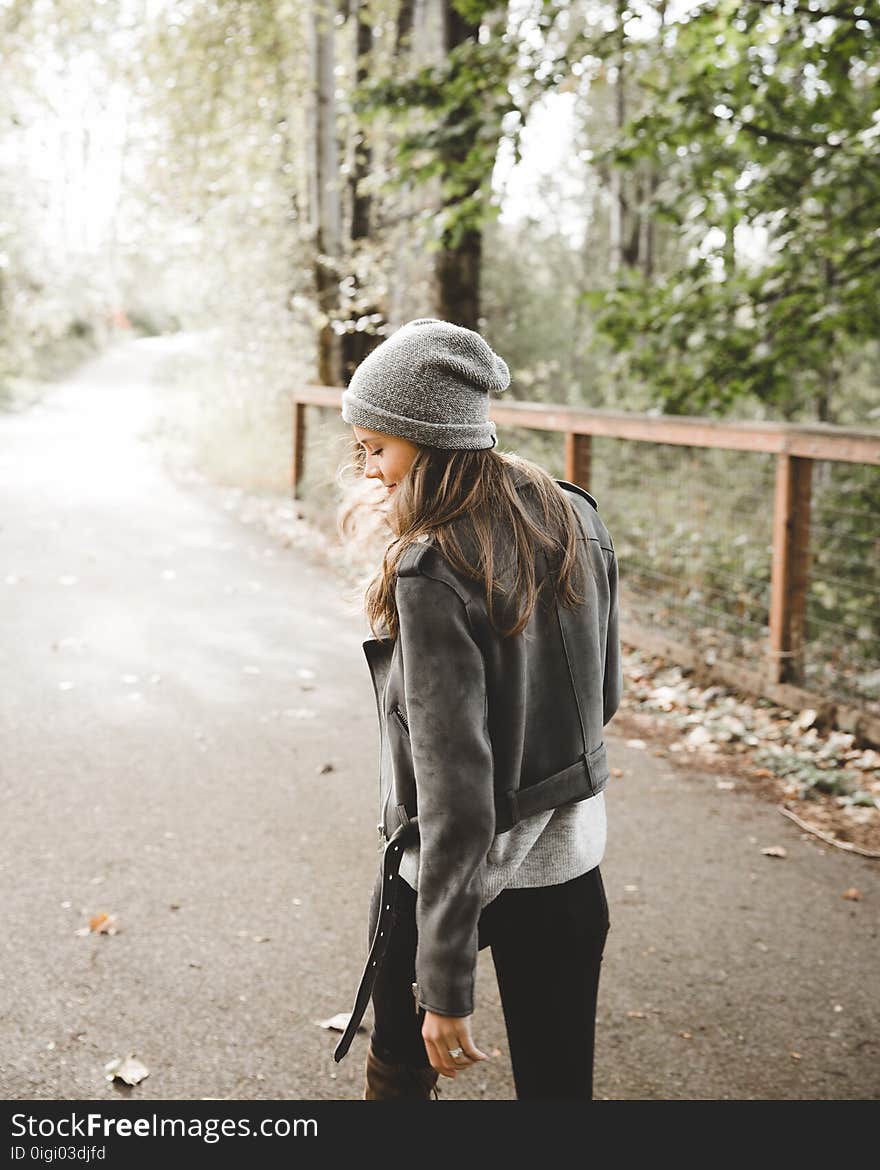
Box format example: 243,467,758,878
395,571,496,1018
603,544,623,726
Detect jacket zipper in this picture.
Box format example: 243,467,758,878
379,707,408,844
377,665,393,848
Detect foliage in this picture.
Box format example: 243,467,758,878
586,0,880,421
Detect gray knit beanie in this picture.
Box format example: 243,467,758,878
340,317,511,450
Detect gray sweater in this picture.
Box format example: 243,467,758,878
398,791,606,907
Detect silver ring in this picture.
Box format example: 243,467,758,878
448,1047,464,1059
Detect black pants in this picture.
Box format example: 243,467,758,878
368,865,610,1100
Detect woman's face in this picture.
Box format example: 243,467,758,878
353,426,419,496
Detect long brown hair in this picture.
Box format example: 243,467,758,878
336,437,591,641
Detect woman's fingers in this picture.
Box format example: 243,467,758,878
422,1027,490,1078
461,1037,489,1064
425,1037,460,1079
422,1036,454,1078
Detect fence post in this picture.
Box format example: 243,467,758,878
768,452,813,685
292,399,306,499
564,432,592,490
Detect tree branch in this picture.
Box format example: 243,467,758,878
779,804,880,858
740,121,832,150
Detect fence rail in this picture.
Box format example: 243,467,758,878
292,385,880,745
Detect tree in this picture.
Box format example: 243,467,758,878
352,0,591,330
588,0,880,420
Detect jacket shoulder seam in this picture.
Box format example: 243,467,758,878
396,546,473,608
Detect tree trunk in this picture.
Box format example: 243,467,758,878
608,1,626,276
341,0,381,385
435,1,483,329
311,0,343,386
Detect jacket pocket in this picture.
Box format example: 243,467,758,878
393,704,409,733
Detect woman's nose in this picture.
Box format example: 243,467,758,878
364,463,380,480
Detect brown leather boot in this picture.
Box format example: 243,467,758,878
363,1044,440,1100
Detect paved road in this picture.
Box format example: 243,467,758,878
1,339,877,1101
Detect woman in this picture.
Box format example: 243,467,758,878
333,318,622,1100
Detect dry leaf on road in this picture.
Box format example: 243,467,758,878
316,1012,365,1033
89,912,119,934
104,1054,149,1085
75,912,120,936
842,887,862,901
761,845,787,858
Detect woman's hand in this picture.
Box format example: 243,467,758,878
421,1010,490,1079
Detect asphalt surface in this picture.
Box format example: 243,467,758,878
1,338,878,1102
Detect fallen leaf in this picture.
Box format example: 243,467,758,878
761,845,787,858
625,1010,646,1019
105,1054,149,1085
678,1031,692,1039
89,912,119,934
842,887,862,901
316,1012,364,1033
76,912,119,936
610,767,624,777
317,762,334,774
790,1051,802,1062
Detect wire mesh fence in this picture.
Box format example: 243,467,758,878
589,439,776,665
806,461,880,709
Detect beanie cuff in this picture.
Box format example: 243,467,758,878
341,389,497,450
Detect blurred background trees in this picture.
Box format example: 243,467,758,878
1,0,877,427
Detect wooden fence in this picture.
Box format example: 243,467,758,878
292,385,880,744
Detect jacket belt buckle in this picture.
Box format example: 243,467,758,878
377,822,387,850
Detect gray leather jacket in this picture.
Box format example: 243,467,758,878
361,479,622,1018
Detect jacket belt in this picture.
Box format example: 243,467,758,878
333,816,420,1063
501,742,609,829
